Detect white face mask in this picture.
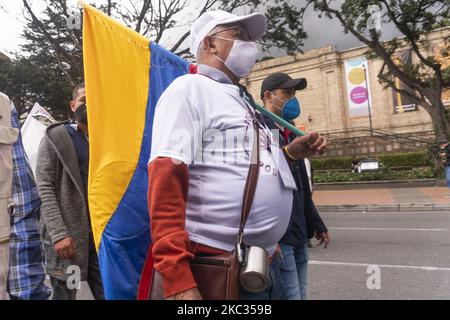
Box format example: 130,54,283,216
212,39,259,79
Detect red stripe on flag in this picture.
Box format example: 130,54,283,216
137,244,154,300
189,64,197,74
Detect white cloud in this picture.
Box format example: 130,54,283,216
0,0,26,56
0,0,101,57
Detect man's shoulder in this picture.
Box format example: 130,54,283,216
168,73,211,90
0,92,10,108
39,122,76,163
46,121,69,132
159,74,216,107
45,121,72,141
0,91,9,101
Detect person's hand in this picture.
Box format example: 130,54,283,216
315,231,330,249
286,131,327,160
166,288,203,300
54,237,76,259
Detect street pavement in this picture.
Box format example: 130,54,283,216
308,210,450,300
60,210,450,300
46,186,450,300
313,186,450,206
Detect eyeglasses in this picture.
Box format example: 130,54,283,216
209,26,251,41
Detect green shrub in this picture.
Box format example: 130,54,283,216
313,167,435,183
311,151,429,171
378,152,429,167
311,157,353,170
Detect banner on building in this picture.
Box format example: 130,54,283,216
392,50,418,114
344,57,373,118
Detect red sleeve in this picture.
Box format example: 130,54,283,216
148,157,197,298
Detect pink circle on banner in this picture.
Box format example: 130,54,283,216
350,86,368,104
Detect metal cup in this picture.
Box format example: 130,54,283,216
239,246,269,293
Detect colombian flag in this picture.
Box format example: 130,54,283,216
82,3,195,299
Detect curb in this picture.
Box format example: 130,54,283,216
317,204,450,212
314,179,447,190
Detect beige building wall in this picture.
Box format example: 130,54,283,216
245,27,449,137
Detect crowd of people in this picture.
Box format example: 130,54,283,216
0,9,331,301
2,9,447,301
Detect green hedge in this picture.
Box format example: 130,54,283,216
313,167,435,183
378,152,429,167
311,157,353,170
311,152,429,171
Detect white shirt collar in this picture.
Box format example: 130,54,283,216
197,64,234,85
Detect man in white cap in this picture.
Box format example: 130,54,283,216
148,10,327,300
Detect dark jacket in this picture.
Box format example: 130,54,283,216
262,116,328,247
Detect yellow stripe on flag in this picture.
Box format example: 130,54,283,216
83,4,150,249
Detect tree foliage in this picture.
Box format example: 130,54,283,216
307,0,450,146
0,0,307,118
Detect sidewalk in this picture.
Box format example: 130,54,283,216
313,186,450,212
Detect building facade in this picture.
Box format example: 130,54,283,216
246,27,449,142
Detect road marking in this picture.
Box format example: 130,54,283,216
329,227,447,231
309,260,450,271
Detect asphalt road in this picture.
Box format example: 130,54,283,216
308,210,450,300
47,210,450,300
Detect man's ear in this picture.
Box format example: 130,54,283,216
203,36,217,54
263,91,272,103
69,100,76,112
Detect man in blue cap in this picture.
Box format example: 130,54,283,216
261,72,330,300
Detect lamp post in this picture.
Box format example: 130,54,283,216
362,64,373,136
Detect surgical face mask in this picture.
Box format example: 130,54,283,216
74,104,88,126
271,93,301,121
212,38,259,79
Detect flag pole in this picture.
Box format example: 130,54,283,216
254,103,306,137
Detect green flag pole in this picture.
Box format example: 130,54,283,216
253,103,306,137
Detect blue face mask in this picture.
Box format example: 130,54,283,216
271,93,301,121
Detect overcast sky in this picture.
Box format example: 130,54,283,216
0,0,402,58
0,0,26,56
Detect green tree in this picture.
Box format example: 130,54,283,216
0,55,71,120
306,0,450,145
1,0,308,119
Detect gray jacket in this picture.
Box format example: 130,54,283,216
36,122,91,281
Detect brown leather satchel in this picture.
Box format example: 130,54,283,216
149,114,260,300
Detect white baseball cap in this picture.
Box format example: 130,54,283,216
190,10,267,58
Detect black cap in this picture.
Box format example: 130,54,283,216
260,72,307,99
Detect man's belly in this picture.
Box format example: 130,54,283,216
185,164,293,254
